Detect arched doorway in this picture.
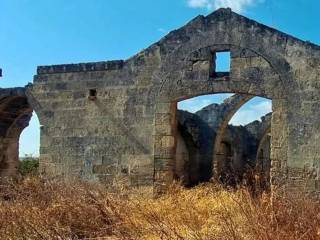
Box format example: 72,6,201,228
0,92,40,179
175,93,272,190
153,39,289,194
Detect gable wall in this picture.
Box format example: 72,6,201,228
25,8,320,196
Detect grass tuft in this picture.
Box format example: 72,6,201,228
0,177,319,239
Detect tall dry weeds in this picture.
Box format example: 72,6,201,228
0,177,319,240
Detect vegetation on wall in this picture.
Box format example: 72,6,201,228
17,156,39,176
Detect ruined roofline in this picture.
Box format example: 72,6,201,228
0,87,27,97
37,60,124,75
206,8,320,49
36,8,320,76
158,8,320,51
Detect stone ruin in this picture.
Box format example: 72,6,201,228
1,8,320,197
176,95,271,190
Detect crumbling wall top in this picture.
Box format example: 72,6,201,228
37,60,124,75
0,87,27,99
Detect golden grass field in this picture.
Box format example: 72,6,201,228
0,177,319,240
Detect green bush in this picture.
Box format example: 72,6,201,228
18,158,39,176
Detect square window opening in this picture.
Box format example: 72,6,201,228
89,89,97,100
214,51,231,73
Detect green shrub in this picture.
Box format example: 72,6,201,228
18,158,39,176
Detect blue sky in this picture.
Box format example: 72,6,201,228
1,0,319,156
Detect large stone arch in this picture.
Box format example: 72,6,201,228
0,87,47,179
154,88,286,194
0,89,33,178
153,21,290,193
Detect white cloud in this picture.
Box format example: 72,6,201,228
178,95,271,125
214,0,254,13
178,94,233,113
229,99,271,125
157,28,168,34
187,0,213,9
178,98,212,113
187,0,264,13
250,100,272,112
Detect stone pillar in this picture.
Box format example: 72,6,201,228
270,98,288,194
285,98,320,197
0,137,19,178
154,101,177,194
255,130,271,191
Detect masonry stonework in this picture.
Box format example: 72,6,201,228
1,8,320,197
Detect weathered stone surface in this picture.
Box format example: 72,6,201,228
0,8,319,197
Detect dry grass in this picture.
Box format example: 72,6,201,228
0,177,319,240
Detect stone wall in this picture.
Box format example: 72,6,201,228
26,58,158,186
0,8,317,197
151,8,320,196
